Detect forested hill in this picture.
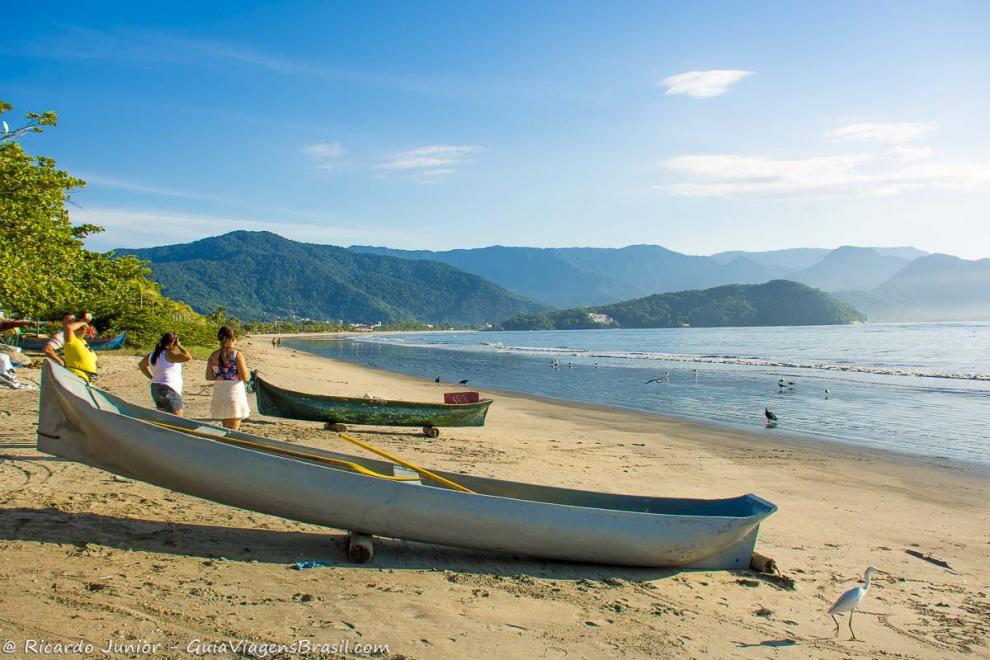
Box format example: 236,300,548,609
117,231,548,325
499,280,865,330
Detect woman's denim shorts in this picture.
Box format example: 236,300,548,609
151,383,183,413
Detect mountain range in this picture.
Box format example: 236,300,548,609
834,254,990,321
117,232,990,324
117,232,547,324
351,244,989,321
350,244,778,307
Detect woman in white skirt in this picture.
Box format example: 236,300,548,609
206,325,251,430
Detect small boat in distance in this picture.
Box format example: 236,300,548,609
252,372,493,437
87,331,127,351
17,331,126,352
37,361,777,568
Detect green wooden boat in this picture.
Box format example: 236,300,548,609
252,373,493,436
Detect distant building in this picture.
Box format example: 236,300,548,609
587,312,613,325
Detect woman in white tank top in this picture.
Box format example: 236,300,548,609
139,332,192,415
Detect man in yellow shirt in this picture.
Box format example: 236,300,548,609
63,312,98,382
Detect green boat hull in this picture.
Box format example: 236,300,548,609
253,375,493,428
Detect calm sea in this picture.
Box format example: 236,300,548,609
285,323,990,467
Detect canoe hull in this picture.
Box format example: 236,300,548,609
37,361,776,568
89,331,127,351
254,375,492,428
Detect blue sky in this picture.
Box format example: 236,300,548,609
4,1,990,257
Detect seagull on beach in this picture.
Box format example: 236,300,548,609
829,566,877,640
764,408,778,426
434,376,440,385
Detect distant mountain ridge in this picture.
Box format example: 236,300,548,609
350,243,947,311
787,246,913,292
117,232,548,324
500,280,865,330
349,244,779,307
835,254,990,321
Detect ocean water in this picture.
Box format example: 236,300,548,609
285,323,990,466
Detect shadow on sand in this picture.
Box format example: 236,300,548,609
0,506,682,582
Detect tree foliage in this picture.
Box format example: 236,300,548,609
0,103,89,318
0,101,222,347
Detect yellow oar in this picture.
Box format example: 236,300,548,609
337,432,474,494
149,421,420,482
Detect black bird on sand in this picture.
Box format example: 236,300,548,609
435,376,441,385
764,408,778,423
459,379,469,385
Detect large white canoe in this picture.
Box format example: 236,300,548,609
37,361,776,568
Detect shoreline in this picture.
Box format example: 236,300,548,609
280,332,990,479
1,340,987,658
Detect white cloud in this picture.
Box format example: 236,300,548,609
304,142,347,169
71,207,410,250
659,70,753,98
828,122,934,144
378,145,482,174
79,173,210,201
660,151,990,198
887,145,933,161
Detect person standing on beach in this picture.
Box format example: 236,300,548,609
139,332,191,416
42,311,76,367
206,325,251,430
62,312,98,382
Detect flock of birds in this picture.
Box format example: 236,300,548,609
448,357,832,431
435,377,470,385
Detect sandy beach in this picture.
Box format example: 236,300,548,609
1,337,988,659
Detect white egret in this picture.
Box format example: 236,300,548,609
828,566,877,640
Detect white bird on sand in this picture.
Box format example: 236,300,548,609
828,566,877,640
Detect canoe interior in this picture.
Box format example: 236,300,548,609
254,374,493,428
